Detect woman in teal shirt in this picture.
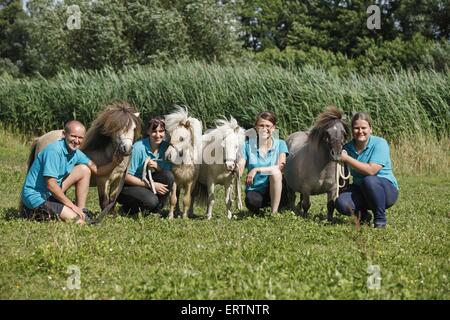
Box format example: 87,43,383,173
336,112,399,228
117,117,174,215
238,111,289,214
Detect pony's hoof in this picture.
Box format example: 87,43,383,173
168,213,174,220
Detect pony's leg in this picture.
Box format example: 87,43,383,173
96,177,110,210
301,194,311,217
175,187,181,216
327,190,336,222
206,181,216,220
182,182,194,219
168,182,177,219
286,186,296,212
225,178,233,219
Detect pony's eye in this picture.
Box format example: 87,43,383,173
179,137,184,142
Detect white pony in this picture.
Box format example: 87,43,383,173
194,117,246,219
165,106,203,219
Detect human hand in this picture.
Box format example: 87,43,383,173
147,159,158,171
246,168,258,186
70,205,86,221
339,150,349,162
154,182,169,195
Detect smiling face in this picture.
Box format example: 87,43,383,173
352,119,372,145
148,124,165,146
255,118,275,140
63,122,86,153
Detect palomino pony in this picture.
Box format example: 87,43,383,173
193,117,245,219
24,101,141,219
165,106,203,219
285,106,349,222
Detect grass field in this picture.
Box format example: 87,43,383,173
0,129,449,299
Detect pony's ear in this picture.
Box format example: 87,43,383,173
184,120,190,128
133,112,140,118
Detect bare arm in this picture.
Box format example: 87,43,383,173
251,153,286,174
341,151,382,176
124,173,147,187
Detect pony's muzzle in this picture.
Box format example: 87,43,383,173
118,142,132,156
225,161,236,171
330,149,341,161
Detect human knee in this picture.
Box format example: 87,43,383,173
161,170,175,188
268,168,282,181
335,196,353,215
75,164,91,178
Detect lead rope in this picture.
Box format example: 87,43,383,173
335,161,351,201
234,162,243,210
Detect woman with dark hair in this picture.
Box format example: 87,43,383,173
238,111,289,214
336,112,399,228
117,117,174,215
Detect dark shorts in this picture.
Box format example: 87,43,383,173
21,197,64,221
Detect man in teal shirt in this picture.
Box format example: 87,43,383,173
21,120,123,225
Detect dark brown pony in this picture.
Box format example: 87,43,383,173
23,101,142,221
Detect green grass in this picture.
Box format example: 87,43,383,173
0,129,449,299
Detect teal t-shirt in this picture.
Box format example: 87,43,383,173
344,135,398,190
242,137,289,193
128,138,172,178
21,139,91,209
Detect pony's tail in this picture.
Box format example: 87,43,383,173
192,181,209,207
19,139,38,215
26,139,38,172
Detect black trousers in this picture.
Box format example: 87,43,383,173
245,179,288,214
117,170,174,215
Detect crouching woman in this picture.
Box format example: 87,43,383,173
117,117,174,214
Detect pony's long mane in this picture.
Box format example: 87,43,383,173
82,101,142,152
308,106,348,143
204,117,245,147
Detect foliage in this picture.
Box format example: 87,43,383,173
1,0,449,77
0,63,448,141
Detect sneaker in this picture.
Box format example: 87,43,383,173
374,223,386,229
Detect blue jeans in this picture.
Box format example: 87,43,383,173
335,176,398,226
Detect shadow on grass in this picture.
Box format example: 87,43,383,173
232,206,350,225
1,207,23,221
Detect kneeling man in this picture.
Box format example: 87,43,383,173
21,120,122,225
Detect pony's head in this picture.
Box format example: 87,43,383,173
84,101,141,156
308,106,349,161
215,117,245,171
165,106,202,165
